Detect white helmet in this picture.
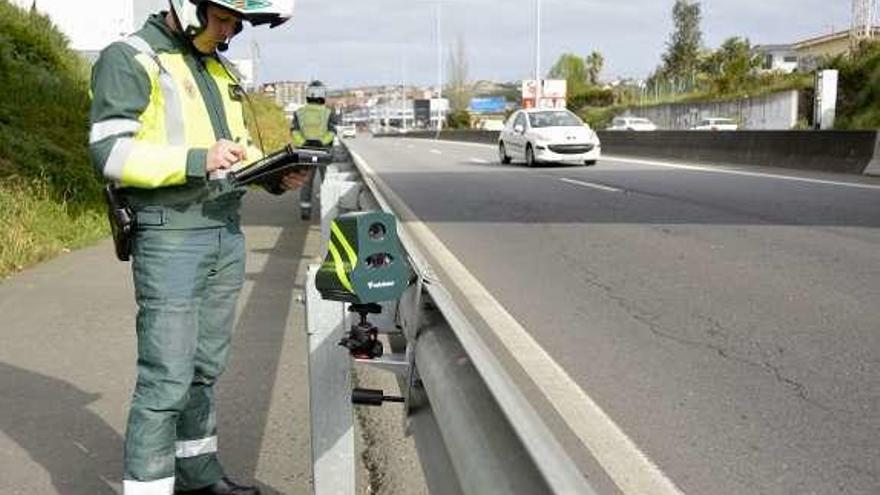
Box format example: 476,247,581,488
306,80,327,103
169,0,294,37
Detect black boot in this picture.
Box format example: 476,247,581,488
175,477,261,495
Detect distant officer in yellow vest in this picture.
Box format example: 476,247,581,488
291,80,336,220
88,1,304,494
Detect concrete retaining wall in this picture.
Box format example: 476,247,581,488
378,129,880,176
624,90,800,130
597,130,877,175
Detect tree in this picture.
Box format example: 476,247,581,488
446,35,471,113
660,0,703,89
585,51,604,85
702,37,761,94
548,53,588,93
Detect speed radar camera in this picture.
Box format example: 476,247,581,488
316,212,410,360
315,212,408,304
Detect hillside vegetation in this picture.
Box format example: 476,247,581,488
0,1,104,278
829,41,880,129
0,1,289,279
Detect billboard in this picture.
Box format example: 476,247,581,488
468,97,507,114
542,79,567,99
521,79,567,109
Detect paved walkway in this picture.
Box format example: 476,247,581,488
0,192,321,494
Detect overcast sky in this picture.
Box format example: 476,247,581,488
25,0,854,88
225,0,852,88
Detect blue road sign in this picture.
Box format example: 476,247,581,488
469,96,506,114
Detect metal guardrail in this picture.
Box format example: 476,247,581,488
303,144,599,495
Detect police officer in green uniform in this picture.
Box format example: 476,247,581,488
88,1,303,494
290,80,336,220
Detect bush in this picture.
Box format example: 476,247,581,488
578,105,623,129
827,41,880,129
0,1,104,278
243,92,290,151
446,109,471,129
568,87,615,110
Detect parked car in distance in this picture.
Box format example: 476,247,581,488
477,119,505,131
338,124,357,138
498,108,601,167
691,118,738,131
608,116,657,131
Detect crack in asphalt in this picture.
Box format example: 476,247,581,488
564,257,873,430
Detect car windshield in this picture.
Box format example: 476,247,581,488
528,111,582,128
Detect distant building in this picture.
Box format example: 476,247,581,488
756,27,880,73
756,44,800,73
262,81,307,107
261,81,308,121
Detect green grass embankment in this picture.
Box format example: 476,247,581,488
0,1,105,278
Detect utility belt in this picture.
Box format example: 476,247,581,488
103,186,243,261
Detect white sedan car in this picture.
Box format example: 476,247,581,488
608,116,657,131
691,118,738,131
498,109,601,166
338,125,357,138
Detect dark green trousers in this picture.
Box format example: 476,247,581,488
123,223,245,494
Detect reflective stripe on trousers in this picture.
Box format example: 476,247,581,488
124,224,245,493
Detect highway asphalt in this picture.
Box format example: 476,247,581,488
345,135,880,495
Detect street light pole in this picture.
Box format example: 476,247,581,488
534,0,542,108
436,1,443,131
403,56,412,131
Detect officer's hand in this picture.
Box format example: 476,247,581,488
280,169,310,191
206,139,246,173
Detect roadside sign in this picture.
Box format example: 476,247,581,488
522,79,567,109
469,97,507,114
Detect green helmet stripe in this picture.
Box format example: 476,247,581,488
214,0,274,11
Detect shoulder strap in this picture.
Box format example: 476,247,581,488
120,34,185,146
122,35,168,74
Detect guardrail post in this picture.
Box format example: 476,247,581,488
320,164,363,252
305,265,355,495
865,132,880,176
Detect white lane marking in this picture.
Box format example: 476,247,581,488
470,157,490,164
599,156,880,191
560,177,622,193
419,140,495,149
405,140,880,191
430,149,442,155
349,148,684,495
